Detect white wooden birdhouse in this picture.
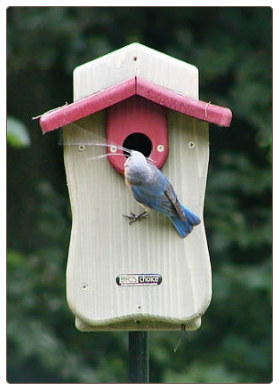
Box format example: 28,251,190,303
39,43,232,332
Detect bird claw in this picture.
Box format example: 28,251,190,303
123,211,149,225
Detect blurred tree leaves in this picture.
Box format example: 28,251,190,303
164,362,243,383
7,7,272,383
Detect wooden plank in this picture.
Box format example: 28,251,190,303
39,78,136,133
136,77,232,127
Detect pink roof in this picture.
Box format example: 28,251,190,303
39,76,232,133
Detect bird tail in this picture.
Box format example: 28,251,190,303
169,206,201,238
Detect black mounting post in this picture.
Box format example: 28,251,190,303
128,331,149,383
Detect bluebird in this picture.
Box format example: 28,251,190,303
124,150,201,238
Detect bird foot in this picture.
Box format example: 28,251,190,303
123,211,149,225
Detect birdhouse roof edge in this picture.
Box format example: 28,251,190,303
37,76,232,133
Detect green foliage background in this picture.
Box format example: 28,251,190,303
7,7,272,383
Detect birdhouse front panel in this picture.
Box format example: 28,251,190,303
64,111,211,331
57,43,219,331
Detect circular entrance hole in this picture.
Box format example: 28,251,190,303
122,133,153,158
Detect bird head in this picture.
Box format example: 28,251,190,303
125,150,148,169
124,151,150,184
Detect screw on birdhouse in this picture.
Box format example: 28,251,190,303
82,283,88,290
78,144,85,152
157,144,164,152
137,305,142,311
110,146,118,153
188,141,196,149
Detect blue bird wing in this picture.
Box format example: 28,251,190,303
130,165,181,217
129,163,201,238
164,182,187,221
130,182,176,216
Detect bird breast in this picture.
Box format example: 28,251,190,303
125,162,152,185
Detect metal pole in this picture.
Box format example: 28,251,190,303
128,331,149,383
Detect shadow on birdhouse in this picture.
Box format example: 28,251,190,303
38,43,232,332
